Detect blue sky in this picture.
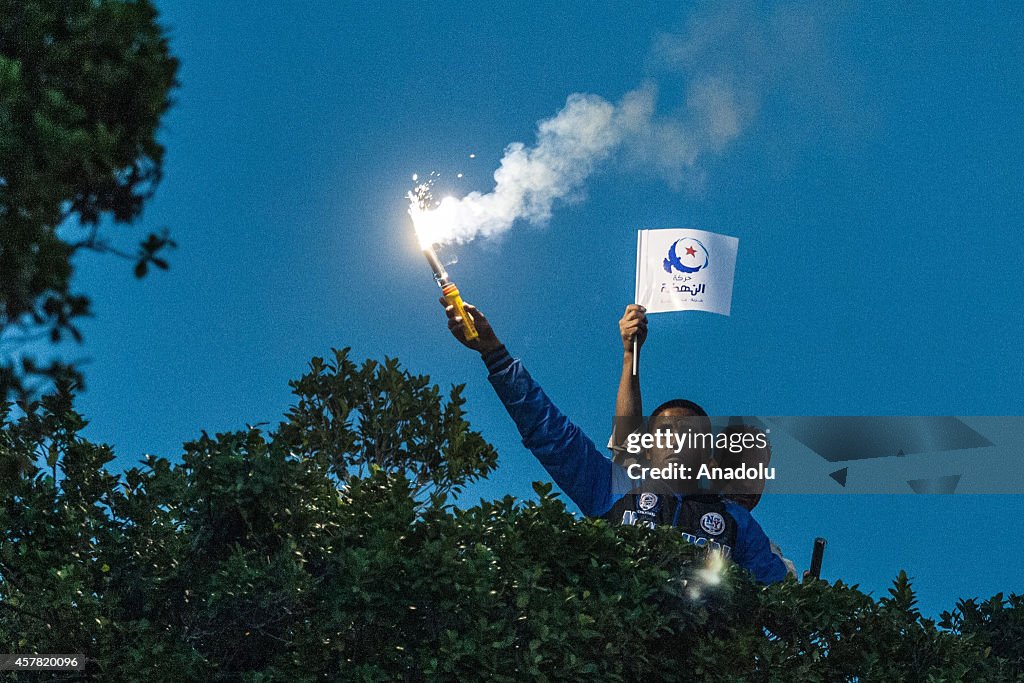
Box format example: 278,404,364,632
66,1,1023,615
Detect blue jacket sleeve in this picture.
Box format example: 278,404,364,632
723,500,788,585
483,347,628,517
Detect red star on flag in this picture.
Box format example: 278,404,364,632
685,245,697,257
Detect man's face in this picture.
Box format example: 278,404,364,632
646,406,710,470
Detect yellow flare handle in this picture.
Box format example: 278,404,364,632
442,283,478,341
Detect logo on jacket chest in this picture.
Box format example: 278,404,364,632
620,493,662,528
700,512,726,536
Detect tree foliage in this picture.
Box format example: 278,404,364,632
1,351,1021,681
0,0,178,401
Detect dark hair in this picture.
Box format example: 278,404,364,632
650,398,708,418
650,399,712,441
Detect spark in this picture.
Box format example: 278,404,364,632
684,548,728,603
696,548,726,587
407,173,458,249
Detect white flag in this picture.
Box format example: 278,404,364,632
635,228,739,316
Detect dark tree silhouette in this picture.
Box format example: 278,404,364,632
0,0,178,401
1,351,1020,681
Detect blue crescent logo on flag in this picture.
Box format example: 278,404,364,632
663,238,710,274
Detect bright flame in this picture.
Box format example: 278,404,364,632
408,195,458,249
407,172,463,248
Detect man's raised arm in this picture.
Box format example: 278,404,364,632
612,305,647,452
439,298,628,516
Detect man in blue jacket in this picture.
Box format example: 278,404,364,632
441,299,788,585
616,304,796,579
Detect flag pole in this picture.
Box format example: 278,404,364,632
630,231,638,378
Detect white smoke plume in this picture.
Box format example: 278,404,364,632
409,85,698,246
409,1,834,246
